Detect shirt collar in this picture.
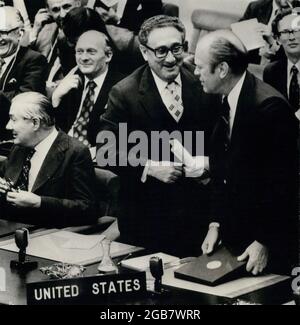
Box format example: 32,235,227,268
84,68,108,90
287,59,300,74
227,72,246,110
151,69,182,94
34,128,59,154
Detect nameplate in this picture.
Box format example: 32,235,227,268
27,272,146,305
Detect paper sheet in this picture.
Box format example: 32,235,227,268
231,18,266,52
0,230,142,266
162,266,289,298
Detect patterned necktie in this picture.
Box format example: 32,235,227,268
73,80,97,146
165,81,184,122
220,96,230,152
16,148,36,191
289,65,300,112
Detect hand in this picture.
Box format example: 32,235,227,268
52,74,82,107
0,177,10,195
201,226,219,254
237,241,269,275
33,8,53,34
184,156,209,178
95,7,120,24
147,161,183,184
6,191,41,208
259,45,276,60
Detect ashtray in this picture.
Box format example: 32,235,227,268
40,263,86,279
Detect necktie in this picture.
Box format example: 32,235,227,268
289,65,300,112
220,96,230,152
73,80,97,146
165,82,184,122
16,148,36,191
0,57,5,77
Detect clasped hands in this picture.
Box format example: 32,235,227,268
201,226,268,275
0,177,41,208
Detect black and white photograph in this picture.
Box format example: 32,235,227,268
0,0,299,311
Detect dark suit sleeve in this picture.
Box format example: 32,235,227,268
40,146,97,226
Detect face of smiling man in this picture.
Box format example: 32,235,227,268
75,30,112,80
139,26,185,83
0,7,23,59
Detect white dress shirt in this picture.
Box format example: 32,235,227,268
28,128,59,192
227,72,247,138
68,69,108,137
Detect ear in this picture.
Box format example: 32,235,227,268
139,44,148,62
32,118,41,131
105,47,113,63
218,62,229,79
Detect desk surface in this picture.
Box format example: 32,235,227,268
0,247,295,305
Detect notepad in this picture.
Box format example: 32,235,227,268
121,252,179,271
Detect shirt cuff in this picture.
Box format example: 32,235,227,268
141,160,151,183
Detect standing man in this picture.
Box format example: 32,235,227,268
52,30,123,157
99,15,217,256
0,6,47,140
195,29,298,274
0,92,97,227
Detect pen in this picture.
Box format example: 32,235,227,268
117,253,133,266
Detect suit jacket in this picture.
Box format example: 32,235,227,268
263,58,288,98
99,64,218,256
210,72,298,272
0,131,97,227
55,66,124,146
0,46,47,140
241,0,273,25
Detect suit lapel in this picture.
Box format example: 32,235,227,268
138,66,167,124
277,59,288,98
31,132,68,193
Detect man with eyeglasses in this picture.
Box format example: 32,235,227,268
98,15,218,256
0,6,47,140
264,9,300,114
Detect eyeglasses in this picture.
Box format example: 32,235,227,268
143,43,186,59
278,28,300,39
0,26,20,38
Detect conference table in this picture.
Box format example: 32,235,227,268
0,224,296,306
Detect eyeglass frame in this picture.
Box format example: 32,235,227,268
143,42,187,59
278,28,300,39
0,26,20,38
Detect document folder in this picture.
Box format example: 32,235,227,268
174,246,246,286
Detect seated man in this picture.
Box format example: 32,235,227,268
0,6,47,140
52,30,124,158
0,92,97,228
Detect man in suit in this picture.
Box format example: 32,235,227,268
98,15,218,256
52,30,123,158
0,6,47,139
240,0,299,63
263,9,300,113
0,92,97,227
195,29,298,274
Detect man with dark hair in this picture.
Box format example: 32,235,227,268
98,15,217,256
195,29,298,274
0,6,47,140
0,92,97,227
264,9,300,113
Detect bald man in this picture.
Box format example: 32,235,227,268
0,6,47,139
195,30,298,275
52,30,123,157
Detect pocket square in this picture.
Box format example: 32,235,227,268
8,78,17,85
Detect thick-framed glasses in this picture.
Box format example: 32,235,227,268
278,28,300,39
144,43,186,59
0,26,20,38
